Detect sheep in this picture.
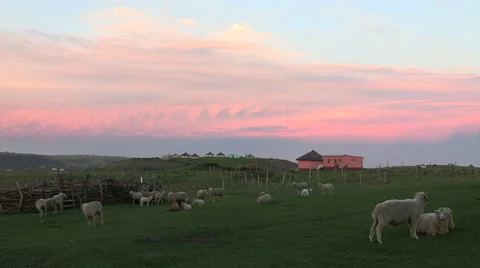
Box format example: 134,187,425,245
169,201,184,211
207,187,225,202
154,191,166,205
317,183,333,195
51,192,68,213
142,191,156,198
168,191,189,207
129,191,143,205
368,191,429,244
301,188,312,196
291,182,308,195
416,208,453,236
80,201,104,227
191,199,205,206
256,193,272,204
140,196,154,207
35,198,55,221
184,203,192,210
197,189,208,200
167,191,174,203
437,207,455,231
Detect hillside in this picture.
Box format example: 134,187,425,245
87,157,298,172
0,152,127,170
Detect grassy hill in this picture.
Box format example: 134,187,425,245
0,152,126,171
87,157,298,172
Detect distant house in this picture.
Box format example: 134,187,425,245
171,153,181,158
181,152,191,158
296,150,363,170
228,154,240,158
205,152,215,157
191,153,200,159
216,152,226,158
245,153,255,158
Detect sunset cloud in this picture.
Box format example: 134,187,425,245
1,7,479,142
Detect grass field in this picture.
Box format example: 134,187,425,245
1,176,480,268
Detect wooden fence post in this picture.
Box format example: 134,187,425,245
16,181,23,213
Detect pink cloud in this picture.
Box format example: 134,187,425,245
1,7,479,141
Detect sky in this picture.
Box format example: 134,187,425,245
1,0,479,166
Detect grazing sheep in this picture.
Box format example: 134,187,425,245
317,183,333,195
207,187,225,202
256,193,272,204
80,201,104,227
197,189,208,200
301,188,312,196
368,191,429,244
416,208,453,236
154,191,166,205
51,192,68,213
140,196,154,207
129,191,143,205
291,182,308,194
167,191,174,203
437,207,455,231
191,199,205,206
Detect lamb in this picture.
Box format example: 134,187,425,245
169,191,188,207
368,191,429,244
207,187,225,202
51,192,68,213
140,196,154,207
191,199,205,206
184,203,192,210
301,188,312,196
129,191,143,205
256,193,272,204
80,201,104,226
291,182,308,194
416,208,453,236
197,189,208,200
35,198,54,221
317,183,333,195
154,191,166,205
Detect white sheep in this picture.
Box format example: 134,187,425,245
300,188,312,196
167,191,174,203
80,201,104,226
437,207,455,231
140,196,154,207
191,199,205,206
368,191,429,244
35,198,54,221
197,189,208,200
129,191,143,205
416,208,453,236
207,187,224,202
291,182,308,194
317,183,333,195
256,193,272,204
184,203,192,210
142,191,155,197
51,192,68,213
154,191,166,205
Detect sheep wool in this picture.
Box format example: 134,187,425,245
437,207,455,231
317,183,334,195
256,193,272,204
191,199,205,206
129,191,143,205
154,191,166,205
184,203,192,210
81,201,104,227
51,193,68,213
416,208,452,236
300,188,312,196
368,191,429,244
197,189,208,200
35,198,54,221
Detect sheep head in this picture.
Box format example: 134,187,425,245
259,191,266,195
308,188,313,192
434,209,449,221
414,191,428,203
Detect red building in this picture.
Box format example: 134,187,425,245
296,150,364,170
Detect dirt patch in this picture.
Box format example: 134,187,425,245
187,234,216,243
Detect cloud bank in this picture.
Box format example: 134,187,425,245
1,7,479,142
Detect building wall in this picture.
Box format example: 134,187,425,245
297,160,324,170
322,155,363,169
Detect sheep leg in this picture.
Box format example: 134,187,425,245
99,212,104,225
375,222,385,244
407,222,419,239
369,217,378,242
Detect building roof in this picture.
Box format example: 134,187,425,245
323,154,364,158
181,152,190,156
191,153,199,157
206,152,214,155
296,150,323,161
216,152,225,156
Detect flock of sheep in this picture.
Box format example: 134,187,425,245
4,180,456,245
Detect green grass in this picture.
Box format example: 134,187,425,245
1,179,480,267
